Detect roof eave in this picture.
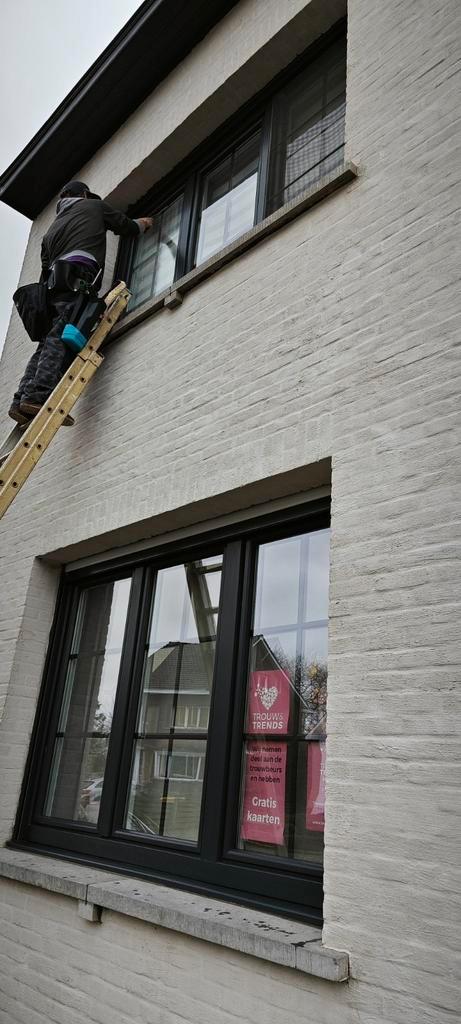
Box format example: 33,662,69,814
0,0,239,219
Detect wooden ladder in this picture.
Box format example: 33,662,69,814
0,282,130,522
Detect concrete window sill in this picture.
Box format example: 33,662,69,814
111,161,358,340
0,848,348,982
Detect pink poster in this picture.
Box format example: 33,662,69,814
306,741,326,831
247,669,291,734
240,741,287,845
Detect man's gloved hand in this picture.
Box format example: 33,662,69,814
138,217,154,232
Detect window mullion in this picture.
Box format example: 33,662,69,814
183,170,202,273
199,541,245,862
220,539,257,857
157,641,185,835
255,101,274,223
285,533,309,859
97,567,150,838
174,174,195,279
264,91,287,216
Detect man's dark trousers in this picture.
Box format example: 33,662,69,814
14,260,95,408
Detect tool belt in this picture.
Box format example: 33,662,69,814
13,261,100,343
13,282,51,342
47,259,99,297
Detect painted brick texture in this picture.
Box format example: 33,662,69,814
0,882,354,1024
0,0,460,1022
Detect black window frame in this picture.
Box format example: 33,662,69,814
14,497,330,924
115,20,346,301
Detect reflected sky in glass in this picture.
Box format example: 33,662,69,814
149,558,222,652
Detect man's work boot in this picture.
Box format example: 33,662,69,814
8,402,31,426
20,399,75,427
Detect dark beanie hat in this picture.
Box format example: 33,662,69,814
60,180,90,197
60,180,101,200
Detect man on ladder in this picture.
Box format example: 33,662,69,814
8,180,152,427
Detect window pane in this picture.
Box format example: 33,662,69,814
300,639,327,739
155,197,183,293
124,556,222,843
196,131,261,265
44,578,131,823
130,194,183,309
202,154,232,209
125,739,207,841
268,40,346,212
138,641,215,734
237,529,330,863
305,529,330,621
254,535,301,630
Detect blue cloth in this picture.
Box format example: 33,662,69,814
61,324,87,353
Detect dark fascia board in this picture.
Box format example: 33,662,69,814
0,0,240,220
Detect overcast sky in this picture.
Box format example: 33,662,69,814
0,0,142,360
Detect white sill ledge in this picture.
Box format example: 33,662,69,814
0,848,348,982
111,161,358,340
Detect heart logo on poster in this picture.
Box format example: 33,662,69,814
256,685,278,710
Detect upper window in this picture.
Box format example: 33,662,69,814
196,130,262,264
129,194,183,309
267,39,346,212
17,500,330,923
123,30,346,310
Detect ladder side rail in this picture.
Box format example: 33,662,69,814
0,287,130,521
185,564,218,690
0,351,103,518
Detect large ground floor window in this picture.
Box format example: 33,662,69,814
15,498,330,922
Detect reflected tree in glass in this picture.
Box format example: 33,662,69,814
237,528,330,863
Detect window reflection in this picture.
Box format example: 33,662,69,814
268,39,346,211
130,194,183,309
238,529,330,864
44,578,132,824
125,556,222,843
196,131,261,265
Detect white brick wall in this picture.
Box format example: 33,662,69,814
0,882,358,1024
0,0,460,1021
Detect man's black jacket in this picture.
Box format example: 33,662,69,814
40,197,140,275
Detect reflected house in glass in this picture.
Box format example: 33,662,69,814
126,640,213,840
